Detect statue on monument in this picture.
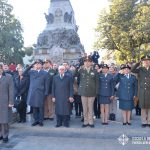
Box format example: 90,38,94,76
44,13,54,24
64,11,72,23
35,0,84,64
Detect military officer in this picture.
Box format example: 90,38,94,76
116,64,138,125
75,55,99,128
131,55,150,127
24,59,49,127
43,59,57,120
98,64,114,125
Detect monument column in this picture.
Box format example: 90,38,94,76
34,0,84,65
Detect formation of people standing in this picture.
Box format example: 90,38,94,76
0,52,150,143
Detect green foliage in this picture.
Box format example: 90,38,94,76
0,0,24,64
24,47,34,56
95,0,150,64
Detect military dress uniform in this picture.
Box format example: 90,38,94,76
44,68,57,120
131,55,150,126
98,73,114,104
24,60,49,126
75,60,99,127
115,72,138,111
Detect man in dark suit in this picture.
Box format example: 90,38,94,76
24,59,49,126
52,65,74,128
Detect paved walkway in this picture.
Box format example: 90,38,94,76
0,110,150,150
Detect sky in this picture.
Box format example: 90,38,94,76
9,0,109,53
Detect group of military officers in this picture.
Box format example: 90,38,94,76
0,54,150,143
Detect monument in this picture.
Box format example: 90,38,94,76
34,0,84,64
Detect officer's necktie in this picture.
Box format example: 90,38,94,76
60,75,63,79
126,74,129,79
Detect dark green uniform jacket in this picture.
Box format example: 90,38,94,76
131,63,150,109
75,67,99,97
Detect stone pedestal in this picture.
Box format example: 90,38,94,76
34,0,84,65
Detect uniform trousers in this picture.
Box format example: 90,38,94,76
81,96,95,125
44,95,55,119
141,109,150,124
0,124,9,138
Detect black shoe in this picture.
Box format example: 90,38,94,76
109,114,116,121
3,137,8,143
148,124,150,127
64,124,70,128
32,122,39,126
27,111,32,114
104,123,108,125
141,124,147,128
0,136,3,140
113,117,116,121
112,114,116,121
81,118,84,122
78,113,81,117
44,118,48,120
49,118,54,121
18,120,22,123
75,113,79,117
82,124,88,128
123,123,127,125
22,120,26,123
89,124,95,128
39,122,43,127
102,122,105,125
55,124,62,128
109,114,113,120
127,122,131,125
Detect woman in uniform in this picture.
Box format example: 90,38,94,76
116,64,138,125
98,64,114,125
